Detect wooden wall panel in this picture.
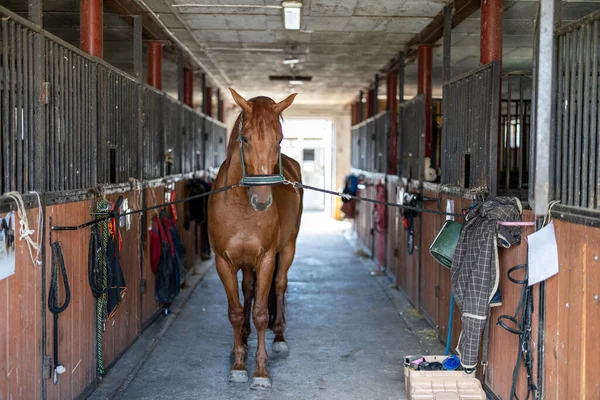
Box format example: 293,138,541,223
419,190,443,324
45,192,143,399
102,192,142,367
174,181,206,272
386,178,399,278
396,212,420,306
0,208,43,400
545,219,600,400
485,210,536,399
45,200,96,400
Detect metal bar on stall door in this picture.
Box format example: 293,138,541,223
567,31,577,206
59,44,66,191
75,53,81,189
575,28,585,207
9,21,16,192
24,26,31,191
534,0,556,215
64,46,70,189
120,77,125,181
518,75,526,190
506,74,512,189
581,24,592,208
594,21,600,207
489,62,501,198
67,50,73,190
555,36,564,199
28,26,36,191
83,58,89,189
86,61,92,188
47,41,54,191
16,25,24,193
561,34,570,203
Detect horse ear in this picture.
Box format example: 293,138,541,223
274,93,297,114
229,88,251,113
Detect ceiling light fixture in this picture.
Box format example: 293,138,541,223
289,80,304,85
282,1,302,30
283,56,300,65
172,4,282,9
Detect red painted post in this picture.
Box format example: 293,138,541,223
205,87,213,117
418,45,433,159
480,0,503,64
388,71,398,174
147,41,163,90
80,0,103,58
481,0,503,179
183,68,194,107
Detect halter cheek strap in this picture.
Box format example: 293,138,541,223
237,111,285,186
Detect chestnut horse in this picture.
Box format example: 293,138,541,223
207,89,303,389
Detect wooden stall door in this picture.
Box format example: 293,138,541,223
0,208,43,400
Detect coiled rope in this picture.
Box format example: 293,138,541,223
4,191,43,266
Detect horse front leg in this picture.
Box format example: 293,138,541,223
241,265,255,346
250,250,276,390
272,243,295,353
215,253,248,383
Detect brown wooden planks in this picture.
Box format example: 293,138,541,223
0,208,42,400
420,190,443,324
486,210,534,398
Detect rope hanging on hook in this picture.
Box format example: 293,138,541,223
4,191,43,267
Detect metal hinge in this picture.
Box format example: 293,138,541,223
435,285,440,298
141,279,147,294
43,356,52,379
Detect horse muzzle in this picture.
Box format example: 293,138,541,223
249,186,273,212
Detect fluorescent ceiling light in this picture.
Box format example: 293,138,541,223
283,56,300,65
282,1,302,30
289,80,304,85
172,4,282,9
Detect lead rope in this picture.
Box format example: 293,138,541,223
95,199,111,377
4,191,43,266
48,241,70,384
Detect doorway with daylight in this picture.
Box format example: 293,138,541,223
281,119,334,213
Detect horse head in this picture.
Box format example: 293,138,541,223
229,88,297,212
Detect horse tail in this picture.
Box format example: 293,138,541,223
267,253,279,330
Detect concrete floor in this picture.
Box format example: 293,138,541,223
100,213,435,400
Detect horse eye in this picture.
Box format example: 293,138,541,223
278,138,283,145
241,136,248,143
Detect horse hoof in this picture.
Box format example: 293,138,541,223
229,369,248,383
250,377,272,390
273,341,289,353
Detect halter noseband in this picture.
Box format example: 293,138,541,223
237,111,285,186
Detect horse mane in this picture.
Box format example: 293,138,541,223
225,96,285,162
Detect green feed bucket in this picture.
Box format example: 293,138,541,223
429,220,463,269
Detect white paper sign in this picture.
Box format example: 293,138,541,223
446,200,455,221
527,222,559,286
0,211,16,281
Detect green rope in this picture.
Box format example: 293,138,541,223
95,199,110,377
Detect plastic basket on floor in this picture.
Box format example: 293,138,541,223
404,355,485,400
